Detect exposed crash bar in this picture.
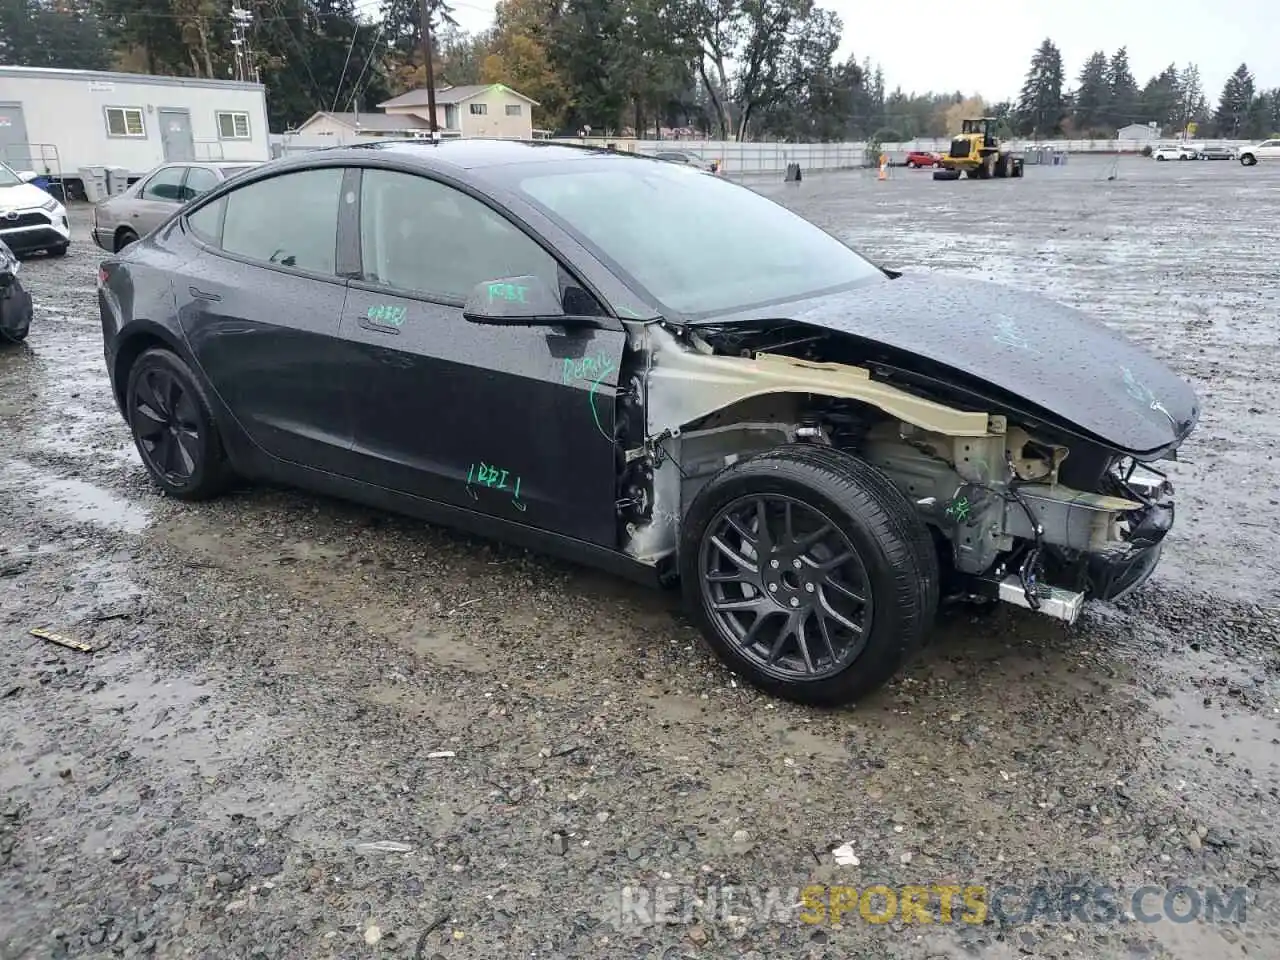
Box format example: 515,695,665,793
643,326,992,438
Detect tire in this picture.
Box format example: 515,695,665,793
46,243,68,257
933,169,961,180
125,347,232,501
0,278,33,344
115,229,138,252
1156,155,1166,161
1239,153,1256,166
906,160,916,168
680,444,939,707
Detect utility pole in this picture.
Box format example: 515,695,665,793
419,0,439,138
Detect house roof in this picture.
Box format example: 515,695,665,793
298,111,433,132
378,83,540,109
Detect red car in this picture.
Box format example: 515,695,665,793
904,151,940,168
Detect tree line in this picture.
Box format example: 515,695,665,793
1014,39,1279,140
2,0,1278,142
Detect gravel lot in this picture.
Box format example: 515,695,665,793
1,154,1278,960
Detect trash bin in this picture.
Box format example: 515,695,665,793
105,166,131,196
78,166,108,203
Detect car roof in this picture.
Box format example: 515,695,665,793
271,139,659,177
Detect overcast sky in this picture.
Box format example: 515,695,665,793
441,0,1275,103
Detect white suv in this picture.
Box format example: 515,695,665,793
0,161,70,257
1151,143,1198,161
1237,139,1280,166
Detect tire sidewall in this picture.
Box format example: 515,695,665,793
125,349,220,497
681,468,915,703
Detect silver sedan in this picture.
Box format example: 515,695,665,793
92,161,259,253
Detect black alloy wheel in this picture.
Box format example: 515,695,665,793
698,494,873,682
681,444,938,707
126,348,231,500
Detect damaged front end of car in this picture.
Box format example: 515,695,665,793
614,313,1192,625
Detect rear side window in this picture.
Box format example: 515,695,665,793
183,166,219,200
141,166,186,202
220,168,343,274
186,196,225,244
357,169,559,301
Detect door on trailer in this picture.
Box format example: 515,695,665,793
158,109,195,161
0,103,30,169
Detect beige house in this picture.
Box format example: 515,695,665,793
378,84,539,139
290,110,434,145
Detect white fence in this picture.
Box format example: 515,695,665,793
563,137,1257,174
266,132,1256,174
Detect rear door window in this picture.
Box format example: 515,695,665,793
141,166,186,202
182,166,219,200
220,168,343,274
357,169,559,301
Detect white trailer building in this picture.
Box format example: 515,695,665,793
0,66,269,198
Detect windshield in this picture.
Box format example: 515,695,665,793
0,162,22,188
514,161,882,316
218,165,255,179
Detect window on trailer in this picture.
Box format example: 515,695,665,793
470,103,487,115
217,111,251,140
505,104,522,116
105,107,145,138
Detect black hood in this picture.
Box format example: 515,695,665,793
693,272,1200,457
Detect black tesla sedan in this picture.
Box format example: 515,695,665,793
98,140,1198,706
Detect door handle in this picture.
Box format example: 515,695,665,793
189,286,221,302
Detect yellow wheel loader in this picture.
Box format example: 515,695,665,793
933,118,1024,180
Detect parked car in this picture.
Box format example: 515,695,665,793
0,160,70,257
97,141,1199,707
1195,145,1236,160
92,160,260,253
1151,143,1198,161
903,151,940,168
651,150,714,172
1237,139,1280,166
0,238,33,344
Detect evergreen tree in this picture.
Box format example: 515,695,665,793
1214,63,1254,137
1105,46,1139,128
1138,64,1181,133
1072,51,1109,133
1014,38,1064,136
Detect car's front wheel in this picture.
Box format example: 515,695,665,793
126,347,232,501
1240,153,1257,166
680,444,938,707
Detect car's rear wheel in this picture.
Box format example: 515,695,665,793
1240,153,1257,166
906,159,916,168
680,444,938,707
126,347,231,501
115,228,138,252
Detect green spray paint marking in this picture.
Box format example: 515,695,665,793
561,352,616,385
1120,365,1174,422
944,494,971,523
466,461,526,512
366,304,406,327
562,352,617,442
487,282,529,304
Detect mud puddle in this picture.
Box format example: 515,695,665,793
0,458,150,533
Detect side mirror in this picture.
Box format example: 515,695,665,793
462,275,568,326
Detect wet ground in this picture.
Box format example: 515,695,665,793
1,155,1278,960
